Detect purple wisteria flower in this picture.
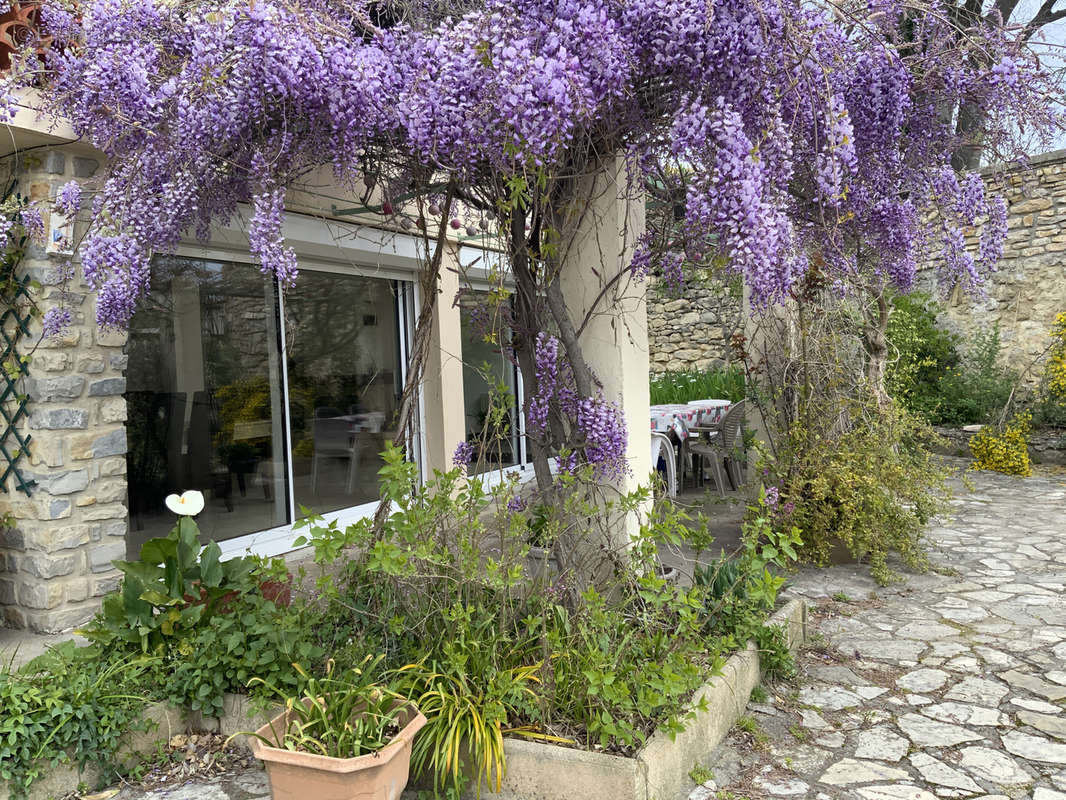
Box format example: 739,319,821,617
453,440,475,468
41,307,72,338
19,207,44,241
55,181,82,217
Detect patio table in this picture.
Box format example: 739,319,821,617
650,399,733,490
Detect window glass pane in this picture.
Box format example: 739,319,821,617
125,257,289,557
284,272,403,515
460,296,519,473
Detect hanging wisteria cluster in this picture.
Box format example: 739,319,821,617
9,0,1057,324
3,0,1059,482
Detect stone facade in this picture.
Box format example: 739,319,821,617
647,276,742,374
0,146,128,633
927,149,1066,382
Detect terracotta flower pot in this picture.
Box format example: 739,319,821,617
249,700,427,800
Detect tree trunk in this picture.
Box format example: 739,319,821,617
864,288,892,407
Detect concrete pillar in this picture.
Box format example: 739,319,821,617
420,243,467,475
559,157,651,498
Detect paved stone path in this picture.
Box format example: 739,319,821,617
688,466,1066,800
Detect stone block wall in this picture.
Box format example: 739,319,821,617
646,276,742,374
0,146,129,633
925,149,1066,382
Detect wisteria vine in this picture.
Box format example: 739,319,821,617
2,0,1060,484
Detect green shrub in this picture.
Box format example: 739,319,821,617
769,404,944,584
161,590,323,717
649,365,745,404
934,326,1016,425
886,295,1016,425
0,642,151,799
885,292,959,419
298,443,798,791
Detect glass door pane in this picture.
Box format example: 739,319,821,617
460,295,519,473
125,257,289,557
283,271,403,515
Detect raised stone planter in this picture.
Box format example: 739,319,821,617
5,600,806,800
475,597,807,800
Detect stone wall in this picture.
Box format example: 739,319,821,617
928,149,1066,381
0,146,129,633
646,277,742,374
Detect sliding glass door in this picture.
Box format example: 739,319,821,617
125,256,408,557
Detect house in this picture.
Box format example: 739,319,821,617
0,71,651,634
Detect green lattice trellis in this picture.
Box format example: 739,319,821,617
0,274,35,496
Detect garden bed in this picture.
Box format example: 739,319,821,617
463,596,807,800
0,692,279,800
2,599,805,800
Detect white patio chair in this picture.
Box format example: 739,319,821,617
650,432,678,497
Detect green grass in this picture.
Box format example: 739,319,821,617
689,764,715,785
649,366,746,405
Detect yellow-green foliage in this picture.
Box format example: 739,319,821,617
779,405,944,585
969,412,1032,476
1045,312,1066,400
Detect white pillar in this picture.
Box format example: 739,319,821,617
559,158,651,500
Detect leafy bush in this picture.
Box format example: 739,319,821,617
933,326,1016,425
160,589,323,717
82,512,322,718
886,296,1015,425
298,444,796,793
0,643,151,799
885,292,959,419
970,411,1032,476
649,365,745,404
765,404,943,584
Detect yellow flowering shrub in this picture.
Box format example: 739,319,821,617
1045,312,1066,400
969,411,1032,476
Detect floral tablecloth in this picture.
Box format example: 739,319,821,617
650,399,731,441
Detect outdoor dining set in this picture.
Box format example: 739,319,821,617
650,398,747,497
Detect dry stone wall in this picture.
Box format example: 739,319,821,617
646,277,742,374
0,146,128,633
926,149,1066,381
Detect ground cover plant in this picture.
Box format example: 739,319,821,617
0,642,151,799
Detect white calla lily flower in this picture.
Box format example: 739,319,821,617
164,490,205,517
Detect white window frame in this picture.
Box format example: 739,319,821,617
155,211,428,560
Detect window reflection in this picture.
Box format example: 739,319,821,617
284,272,402,515
125,257,288,556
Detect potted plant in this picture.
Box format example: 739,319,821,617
243,655,427,800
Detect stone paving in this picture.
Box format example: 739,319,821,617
688,466,1066,800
